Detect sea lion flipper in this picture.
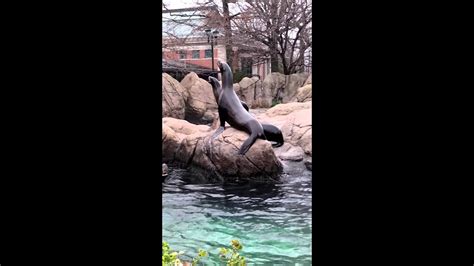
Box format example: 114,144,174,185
205,109,227,156
205,125,225,157
210,109,227,141
238,133,258,155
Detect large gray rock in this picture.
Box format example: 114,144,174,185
162,117,283,180
237,77,268,108
277,143,305,161
162,73,187,119
262,72,310,104
180,72,218,125
304,73,312,85
291,84,312,102
255,101,312,157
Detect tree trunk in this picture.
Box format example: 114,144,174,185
270,34,279,72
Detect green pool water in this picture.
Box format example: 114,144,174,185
163,164,312,265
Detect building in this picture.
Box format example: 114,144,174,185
162,6,271,81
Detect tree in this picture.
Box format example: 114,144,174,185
232,0,312,74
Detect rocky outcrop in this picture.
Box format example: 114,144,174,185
161,98,313,180
162,117,283,180
304,74,312,85
292,84,312,102
236,77,270,108
262,72,309,104
180,72,218,125
277,143,305,161
162,73,187,119
304,159,312,171
233,82,241,95
253,101,312,158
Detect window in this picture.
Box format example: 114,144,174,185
179,51,186,59
241,57,253,75
192,50,200,59
205,49,212,58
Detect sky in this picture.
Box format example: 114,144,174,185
162,0,241,13
162,0,206,9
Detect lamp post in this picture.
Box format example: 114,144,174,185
205,29,219,73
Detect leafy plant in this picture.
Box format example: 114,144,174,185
162,241,208,266
192,249,208,266
219,239,246,266
162,241,183,265
162,239,246,265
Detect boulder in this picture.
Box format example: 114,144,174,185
180,72,218,125
277,143,305,161
255,101,312,157
162,73,187,119
162,117,283,180
304,159,312,171
237,77,267,108
262,72,309,104
292,84,312,102
280,108,312,156
304,73,312,85
264,101,312,118
233,83,241,94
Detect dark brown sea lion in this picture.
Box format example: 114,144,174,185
207,61,283,155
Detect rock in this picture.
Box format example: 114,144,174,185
180,72,218,124
255,101,312,157
264,101,312,117
304,73,312,85
237,76,266,108
233,83,241,94
162,163,169,177
162,124,181,162
277,144,305,161
292,84,312,102
162,117,283,180
281,108,312,156
162,73,187,119
304,159,312,171
262,72,309,104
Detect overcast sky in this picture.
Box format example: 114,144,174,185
162,0,206,9
162,0,240,13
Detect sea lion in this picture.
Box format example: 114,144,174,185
208,77,284,148
206,61,266,155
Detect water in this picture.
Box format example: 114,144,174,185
162,162,312,265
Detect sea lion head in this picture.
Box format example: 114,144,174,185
208,75,220,85
217,60,231,73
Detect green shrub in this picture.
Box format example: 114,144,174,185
219,239,246,266
162,239,246,266
271,99,281,107
162,241,183,265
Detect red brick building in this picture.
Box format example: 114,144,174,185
162,6,271,81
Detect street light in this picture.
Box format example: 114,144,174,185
205,29,219,73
